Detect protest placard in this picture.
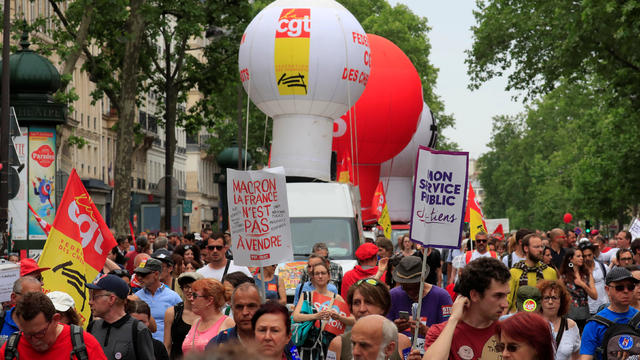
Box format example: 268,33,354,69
310,292,350,336
0,262,20,302
227,167,293,267
630,218,640,241
410,146,469,248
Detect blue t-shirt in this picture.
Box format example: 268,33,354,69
135,284,182,341
387,285,453,336
0,308,19,337
581,307,640,359
293,281,338,305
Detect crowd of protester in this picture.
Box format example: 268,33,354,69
2,227,640,359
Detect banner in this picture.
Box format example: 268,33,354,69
630,218,640,241
310,292,350,336
466,183,487,240
337,151,353,183
8,128,28,240
410,146,468,248
372,181,392,239
28,127,56,240
227,167,293,267
39,169,117,327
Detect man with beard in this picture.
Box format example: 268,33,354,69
0,292,106,359
506,233,557,313
386,256,452,353
463,232,498,265
351,315,398,360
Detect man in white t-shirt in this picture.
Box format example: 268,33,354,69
609,230,632,266
463,232,498,264
197,233,251,281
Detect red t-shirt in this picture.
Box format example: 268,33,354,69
424,320,501,360
0,324,107,360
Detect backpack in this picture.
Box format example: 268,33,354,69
589,312,640,359
4,324,88,360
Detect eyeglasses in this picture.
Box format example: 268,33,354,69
356,278,384,287
189,293,207,300
22,321,51,339
613,284,636,292
495,342,521,353
543,296,559,302
207,245,224,251
180,285,192,292
475,239,488,243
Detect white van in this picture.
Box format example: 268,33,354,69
278,182,364,297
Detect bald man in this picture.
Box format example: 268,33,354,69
549,228,567,268
351,315,399,360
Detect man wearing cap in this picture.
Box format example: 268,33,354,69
580,267,640,359
152,248,178,294
19,258,50,284
87,274,155,359
386,256,452,352
341,243,386,298
0,276,42,337
131,258,182,342
506,233,557,313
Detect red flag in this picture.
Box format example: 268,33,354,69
337,151,353,183
129,220,136,248
46,169,117,271
371,182,392,239
465,183,487,240
492,224,504,241
28,202,52,235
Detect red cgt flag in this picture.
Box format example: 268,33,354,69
38,169,117,326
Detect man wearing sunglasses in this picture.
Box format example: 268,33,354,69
196,233,251,282
463,232,498,265
580,267,640,359
0,291,106,359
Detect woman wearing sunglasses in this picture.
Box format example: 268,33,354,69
537,280,580,360
328,277,411,360
497,312,555,360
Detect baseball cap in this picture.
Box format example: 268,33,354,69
516,286,541,312
605,267,640,285
392,255,429,284
177,271,204,288
19,258,50,277
86,274,130,299
355,243,379,261
47,291,75,312
134,258,163,275
152,248,173,265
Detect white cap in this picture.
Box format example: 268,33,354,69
47,291,75,312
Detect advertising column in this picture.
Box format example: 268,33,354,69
28,127,56,241
8,127,28,241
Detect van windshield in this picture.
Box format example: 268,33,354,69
290,217,358,260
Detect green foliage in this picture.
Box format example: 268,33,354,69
67,135,88,149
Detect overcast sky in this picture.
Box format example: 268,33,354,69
387,0,525,160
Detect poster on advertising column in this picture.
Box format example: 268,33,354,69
9,127,28,240
410,146,469,248
227,167,293,267
28,127,56,240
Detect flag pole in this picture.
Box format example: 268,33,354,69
259,266,267,301
412,245,429,350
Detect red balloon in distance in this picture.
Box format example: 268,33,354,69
332,34,423,165
563,213,573,224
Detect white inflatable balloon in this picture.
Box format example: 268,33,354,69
239,0,370,180
380,103,437,222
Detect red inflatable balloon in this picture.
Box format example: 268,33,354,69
563,213,573,224
332,34,423,224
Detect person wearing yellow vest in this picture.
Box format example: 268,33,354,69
507,233,558,313
464,232,498,264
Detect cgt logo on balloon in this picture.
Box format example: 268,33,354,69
274,8,310,95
